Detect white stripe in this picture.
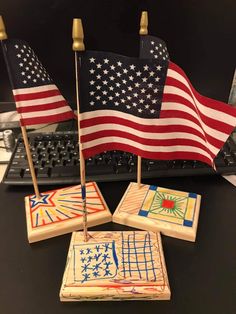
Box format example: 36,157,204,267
81,136,212,160
167,68,236,125
80,109,156,124
80,109,203,128
80,109,207,136
12,84,58,95
80,109,221,150
80,123,218,155
15,95,65,107
162,101,197,117
20,106,71,118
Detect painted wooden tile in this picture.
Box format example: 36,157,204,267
60,231,170,301
25,182,112,243
113,182,201,241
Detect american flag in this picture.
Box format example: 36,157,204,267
79,50,236,166
2,39,75,126
139,35,169,61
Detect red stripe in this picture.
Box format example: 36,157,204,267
80,115,224,149
20,111,75,126
168,61,236,117
160,109,233,143
81,129,215,158
14,88,60,101
16,100,68,113
80,115,203,137
82,143,213,166
160,110,205,134
165,110,235,144
165,76,193,99
163,79,235,131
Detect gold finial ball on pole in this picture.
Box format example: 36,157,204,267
0,16,8,40
139,11,148,35
72,18,85,51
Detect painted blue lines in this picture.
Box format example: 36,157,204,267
45,210,53,222
60,191,94,196
143,233,148,281
121,232,126,278
35,213,39,226
55,208,71,218
133,232,141,279
57,199,101,206
121,231,157,281
59,205,83,212
147,232,156,281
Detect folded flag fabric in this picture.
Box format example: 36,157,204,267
139,34,169,61
2,39,75,126
79,50,236,167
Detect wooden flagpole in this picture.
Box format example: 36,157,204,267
0,16,41,199
137,11,148,188
72,18,88,242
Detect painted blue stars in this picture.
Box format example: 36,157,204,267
73,241,118,283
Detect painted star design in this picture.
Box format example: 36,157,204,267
30,191,56,211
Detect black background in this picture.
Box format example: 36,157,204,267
0,0,235,108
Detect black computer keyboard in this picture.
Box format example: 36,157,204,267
3,131,236,185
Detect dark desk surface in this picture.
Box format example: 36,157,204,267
1,175,236,314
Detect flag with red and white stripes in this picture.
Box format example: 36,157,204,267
79,50,236,167
2,39,75,126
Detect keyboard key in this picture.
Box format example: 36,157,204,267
182,161,194,169
37,167,50,178
8,168,21,178
86,163,114,175
225,156,236,166
49,165,79,177
23,168,32,178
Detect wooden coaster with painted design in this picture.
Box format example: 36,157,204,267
113,182,201,242
25,182,112,243
60,230,170,301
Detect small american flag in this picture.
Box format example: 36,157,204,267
139,35,169,61
79,50,236,167
2,39,75,126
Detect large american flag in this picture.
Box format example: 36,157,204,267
79,49,236,166
2,39,75,126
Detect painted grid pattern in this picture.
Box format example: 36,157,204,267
121,231,158,281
